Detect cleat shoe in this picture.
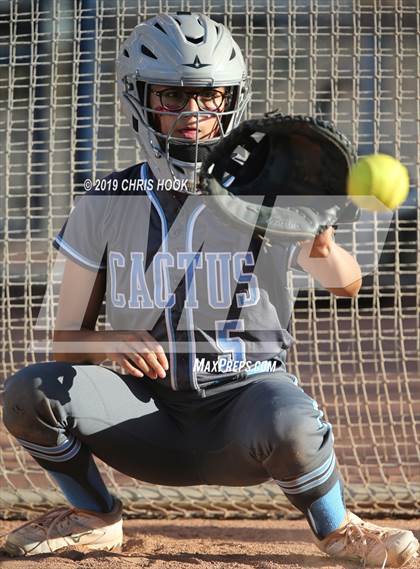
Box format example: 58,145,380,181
315,511,419,568
3,497,123,556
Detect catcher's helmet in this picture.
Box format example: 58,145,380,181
116,12,250,192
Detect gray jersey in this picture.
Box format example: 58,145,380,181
54,162,298,393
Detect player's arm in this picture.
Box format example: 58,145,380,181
296,228,362,297
52,256,107,364
53,256,168,378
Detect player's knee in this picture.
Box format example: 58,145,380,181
3,362,75,441
264,406,323,462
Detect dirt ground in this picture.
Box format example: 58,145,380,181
0,517,419,569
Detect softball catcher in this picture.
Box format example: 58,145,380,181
2,12,418,567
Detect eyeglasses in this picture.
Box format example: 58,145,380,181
149,87,230,112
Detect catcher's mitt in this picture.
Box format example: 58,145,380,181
200,112,360,242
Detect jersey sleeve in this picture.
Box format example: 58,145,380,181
53,193,108,272
287,242,304,272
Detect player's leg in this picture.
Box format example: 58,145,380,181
3,362,117,514
3,361,204,487
196,373,344,536
2,361,202,555
196,373,418,567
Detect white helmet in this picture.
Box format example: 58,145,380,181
116,12,250,192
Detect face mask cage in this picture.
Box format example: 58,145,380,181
121,76,251,192
164,109,226,191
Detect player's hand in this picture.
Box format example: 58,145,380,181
301,226,335,258
108,331,169,380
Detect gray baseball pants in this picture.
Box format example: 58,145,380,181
3,362,338,521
